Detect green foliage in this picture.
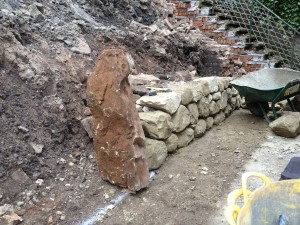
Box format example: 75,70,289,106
259,0,300,30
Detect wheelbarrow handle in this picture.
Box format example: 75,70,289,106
291,79,300,83
286,79,300,90
242,172,272,203
225,189,252,225
224,173,273,225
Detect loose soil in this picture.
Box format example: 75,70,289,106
20,109,272,225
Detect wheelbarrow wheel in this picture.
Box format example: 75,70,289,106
246,102,269,117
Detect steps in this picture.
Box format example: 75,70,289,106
166,0,282,76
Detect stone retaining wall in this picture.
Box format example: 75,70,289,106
136,77,242,170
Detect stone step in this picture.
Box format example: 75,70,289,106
193,15,216,27
211,31,228,40
244,61,276,72
209,44,231,52
216,12,231,20
199,7,211,16
232,53,265,63
175,1,192,9
204,15,218,24
217,38,239,45
244,41,266,51
230,45,246,53
244,63,264,72
213,23,227,32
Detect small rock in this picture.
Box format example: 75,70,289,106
81,116,93,138
83,107,91,116
0,204,14,216
11,169,31,185
48,216,53,224
16,202,24,207
201,167,208,171
26,190,35,198
58,158,66,164
56,211,63,215
148,90,157,96
1,213,23,225
71,37,91,55
17,126,29,133
60,215,66,221
35,179,44,186
189,177,196,181
200,171,208,175
28,3,45,23
104,193,109,199
29,142,44,154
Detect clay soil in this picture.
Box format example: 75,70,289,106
20,109,270,225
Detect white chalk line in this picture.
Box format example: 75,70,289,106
78,171,156,225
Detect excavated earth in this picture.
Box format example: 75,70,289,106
1,1,299,225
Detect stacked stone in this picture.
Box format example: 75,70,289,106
136,77,241,170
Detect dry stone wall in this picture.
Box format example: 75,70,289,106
136,77,242,170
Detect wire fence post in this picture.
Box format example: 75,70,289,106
248,0,254,43
290,30,296,68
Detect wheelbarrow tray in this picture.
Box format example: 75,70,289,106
230,68,300,121
238,179,300,225
225,172,300,225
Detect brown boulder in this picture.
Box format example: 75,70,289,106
87,49,149,191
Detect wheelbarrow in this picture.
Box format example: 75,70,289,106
230,68,300,123
225,172,300,225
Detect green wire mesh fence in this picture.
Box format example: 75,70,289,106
212,0,300,70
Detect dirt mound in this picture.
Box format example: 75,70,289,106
0,0,158,179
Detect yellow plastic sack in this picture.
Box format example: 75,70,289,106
224,172,300,225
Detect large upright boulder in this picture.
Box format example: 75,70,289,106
86,49,149,191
